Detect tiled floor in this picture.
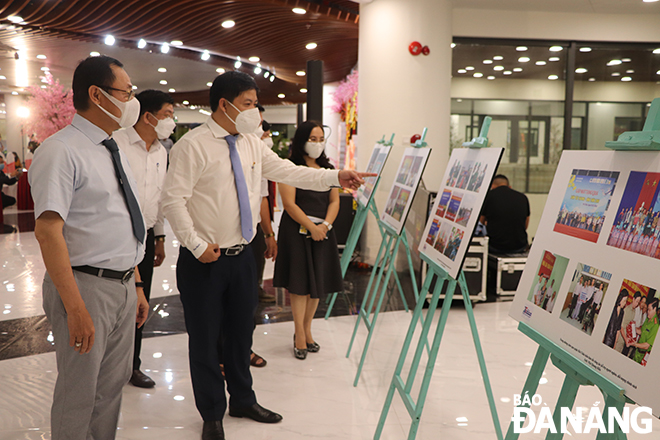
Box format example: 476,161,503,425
1,211,658,439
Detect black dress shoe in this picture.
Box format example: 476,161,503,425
202,420,225,440
129,369,155,388
306,341,320,353
229,403,283,423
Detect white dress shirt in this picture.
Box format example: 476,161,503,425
113,126,167,236
161,116,340,258
29,114,145,270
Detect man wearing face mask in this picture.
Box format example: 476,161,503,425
29,55,149,440
161,71,373,440
114,89,175,388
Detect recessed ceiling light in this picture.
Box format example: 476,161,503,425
653,48,660,54
513,67,523,72
607,59,622,66
264,71,270,78
269,75,275,82
457,69,467,74
216,67,225,74
254,67,262,74
158,67,167,73
493,66,504,71
503,71,512,75
621,77,632,81
7,16,23,23
473,73,483,78
249,56,260,62
535,61,547,66
278,94,285,99
549,46,563,52
182,100,189,105
161,43,170,54
11,91,18,95
483,59,493,64
657,70,660,74
104,35,115,46
292,7,306,14
160,80,168,85
206,82,212,87
90,51,100,57
300,88,308,93
548,75,559,80
201,50,210,61
612,72,621,76
588,78,596,81
549,57,560,62
168,88,176,92
306,43,317,50
138,39,147,49
450,43,456,48
579,47,592,52
493,55,503,60
626,69,635,73
516,46,528,51
170,40,183,46
36,54,46,60
296,71,306,76
41,67,49,71
643,0,659,3
518,57,530,63
487,76,495,80
575,68,587,73
234,60,242,68
622,58,632,62
222,20,235,28
465,66,475,71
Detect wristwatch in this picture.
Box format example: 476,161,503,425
155,235,166,242
322,221,333,230
135,281,145,288
264,232,275,238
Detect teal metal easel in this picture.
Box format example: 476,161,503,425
504,99,660,440
325,134,405,319
347,129,430,387
374,117,502,440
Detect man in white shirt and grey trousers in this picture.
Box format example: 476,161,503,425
161,71,373,440
114,89,175,388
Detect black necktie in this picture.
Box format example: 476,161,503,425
102,138,146,243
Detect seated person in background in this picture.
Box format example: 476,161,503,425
479,174,530,255
0,155,22,208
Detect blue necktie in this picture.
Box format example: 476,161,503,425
225,135,253,242
102,138,146,243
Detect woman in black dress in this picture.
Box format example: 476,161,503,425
273,121,343,359
603,289,629,348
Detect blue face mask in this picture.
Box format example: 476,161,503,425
0,163,4,172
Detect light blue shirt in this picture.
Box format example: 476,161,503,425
29,114,145,271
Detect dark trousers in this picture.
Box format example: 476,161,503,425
177,246,258,421
1,193,15,209
134,228,155,370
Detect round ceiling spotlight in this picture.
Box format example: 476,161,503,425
306,43,317,50
621,77,632,81
182,100,189,105
292,8,306,14
234,60,242,68
168,88,176,92
457,69,467,74
588,78,596,82
473,72,483,78
222,20,235,28
535,61,547,66
300,88,308,93
158,67,167,72
216,67,225,74
516,46,528,51
607,59,622,66
493,55,503,60
549,46,563,52
483,59,493,64
513,67,523,72
487,76,495,80
206,82,212,87
548,75,559,80
170,40,183,46
278,94,285,99
104,35,115,46
249,56,260,62
269,75,275,82
90,51,100,57
254,67,262,74
465,66,475,71
575,68,588,74
296,71,306,76
36,54,47,60
503,71,512,75
493,66,504,71
161,43,170,54
518,57,530,63
579,47,592,52
7,16,23,23
138,39,147,49
549,57,560,62
160,80,168,85
201,50,210,61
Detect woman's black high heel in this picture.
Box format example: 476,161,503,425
306,341,320,353
293,335,307,360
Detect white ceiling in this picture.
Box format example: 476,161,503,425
451,0,660,14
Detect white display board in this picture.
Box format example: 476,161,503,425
418,147,503,279
355,144,391,208
509,150,660,415
380,147,431,235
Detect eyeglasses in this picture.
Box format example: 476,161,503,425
101,86,135,100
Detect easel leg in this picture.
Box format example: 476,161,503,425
545,375,581,440
458,272,504,440
597,395,626,440
505,346,550,440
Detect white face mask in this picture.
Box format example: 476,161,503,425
225,100,262,134
149,114,176,139
305,141,325,159
97,87,141,128
263,137,274,148
254,126,265,139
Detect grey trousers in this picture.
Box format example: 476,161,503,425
43,270,137,440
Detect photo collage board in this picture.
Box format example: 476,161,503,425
419,147,504,279
355,144,392,208
381,147,431,235
509,150,660,415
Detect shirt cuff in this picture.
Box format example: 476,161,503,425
189,237,208,260
153,223,165,237
326,170,341,188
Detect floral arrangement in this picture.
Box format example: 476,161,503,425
331,70,358,170
23,71,76,143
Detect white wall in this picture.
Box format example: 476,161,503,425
322,82,342,167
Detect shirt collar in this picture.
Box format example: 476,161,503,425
71,113,112,146
125,126,163,152
206,116,232,139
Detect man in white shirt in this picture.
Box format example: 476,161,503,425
161,71,372,440
114,89,174,388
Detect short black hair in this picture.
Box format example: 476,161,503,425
648,296,659,311
136,89,174,117
634,291,643,299
209,71,259,112
72,55,124,111
493,174,509,184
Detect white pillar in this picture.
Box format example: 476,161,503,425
358,0,453,262
4,94,28,162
